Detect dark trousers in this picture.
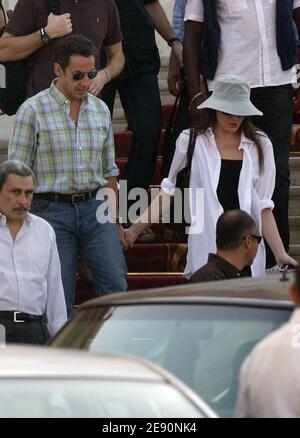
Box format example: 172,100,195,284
101,73,162,194
162,83,191,177
0,320,49,345
251,84,293,267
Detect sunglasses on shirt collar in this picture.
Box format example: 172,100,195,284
72,69,98,81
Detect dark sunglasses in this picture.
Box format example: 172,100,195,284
243,234,262,244
72,69,98,81
250,234,262,244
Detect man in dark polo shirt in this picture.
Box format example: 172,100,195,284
101,0,182,207
0,0,124,98
190,210,260,283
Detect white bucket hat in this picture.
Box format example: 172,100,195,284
197,74,263,116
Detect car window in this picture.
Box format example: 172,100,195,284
52,304,291,417
0,379,204,418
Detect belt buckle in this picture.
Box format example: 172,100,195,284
14,311,24,323
72,193,85,204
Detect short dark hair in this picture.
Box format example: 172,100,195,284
0,160,35,190
216,210,257,250
53,34,97,70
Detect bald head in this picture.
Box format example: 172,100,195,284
216,210,258,250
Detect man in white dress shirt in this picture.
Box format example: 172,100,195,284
183,0,300,269
0,160,67,345
235,265,300,417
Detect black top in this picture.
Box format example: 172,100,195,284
217,159,243,211
114,0,161,77
189,253,250,283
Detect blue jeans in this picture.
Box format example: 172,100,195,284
101,73,162,193
30,197,127,317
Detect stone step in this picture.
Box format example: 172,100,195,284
290,157,300,186
289,244,300,263
289,186,300,216
290,216,300,244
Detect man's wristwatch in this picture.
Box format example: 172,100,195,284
40,27,50,45
167,37,180,47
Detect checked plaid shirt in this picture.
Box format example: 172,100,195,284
8,81,119,194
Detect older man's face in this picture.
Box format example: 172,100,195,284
0,174,34,223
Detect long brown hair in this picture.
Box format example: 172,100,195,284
196,109,265,172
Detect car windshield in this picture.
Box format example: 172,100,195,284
52,303,291,417
0,379,203,418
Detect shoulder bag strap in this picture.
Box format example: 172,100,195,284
186,127,197,177
164,81,184,141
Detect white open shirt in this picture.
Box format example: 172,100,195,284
161,129,275,278
184,0,300,90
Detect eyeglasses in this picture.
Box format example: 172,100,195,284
242,234,262,244
250,234,262,244
72,69,98,81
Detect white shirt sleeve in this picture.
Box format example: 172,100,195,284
161,130,190,195
257,135,276,211
45,229,68,337
184,0,204,22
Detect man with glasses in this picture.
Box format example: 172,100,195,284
189,210,260,283
8,34,127,317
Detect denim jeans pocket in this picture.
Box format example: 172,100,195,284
30,198,51,213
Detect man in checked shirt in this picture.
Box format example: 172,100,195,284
9,34,127,317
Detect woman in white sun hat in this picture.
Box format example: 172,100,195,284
125,74,297,277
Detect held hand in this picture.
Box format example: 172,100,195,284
116,224,128,250
89,71,108,96
45,13,73,39
124,228,138,249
